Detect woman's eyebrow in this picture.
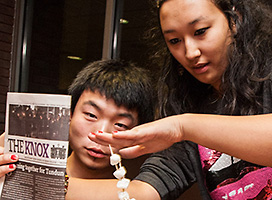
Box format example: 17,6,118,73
163,29,176,35
162,16,207,35
189,16,206,25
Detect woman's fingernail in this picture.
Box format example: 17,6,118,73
9,164,15,169
112,131,118,134
11,155,17,160
90,132,96,135
97,131,103,134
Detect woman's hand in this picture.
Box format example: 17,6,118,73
88,115,184,159
0,146,18,177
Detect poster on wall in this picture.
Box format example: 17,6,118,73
0,92,71,200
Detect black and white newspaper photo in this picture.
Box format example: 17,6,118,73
0,92,71,200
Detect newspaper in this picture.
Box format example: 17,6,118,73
0,92,71,200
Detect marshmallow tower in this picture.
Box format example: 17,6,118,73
109,144,136,200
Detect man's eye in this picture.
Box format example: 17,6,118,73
169,38,181,45
195,27,209,36
115,123,128,130
85,112,97,119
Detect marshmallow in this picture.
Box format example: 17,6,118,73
117,178,130,189
110,154,121,166
118,191,130,200
113,166,127,179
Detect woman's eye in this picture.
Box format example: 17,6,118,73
169,38,181,45
195,27,209,36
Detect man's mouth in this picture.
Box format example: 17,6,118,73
87,148,108,158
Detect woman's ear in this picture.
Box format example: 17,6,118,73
231,19,237,35
231,6,242,35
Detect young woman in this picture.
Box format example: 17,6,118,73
89,0,272,199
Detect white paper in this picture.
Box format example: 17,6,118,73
0,92,71,199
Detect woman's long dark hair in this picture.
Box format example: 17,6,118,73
147,0,272,118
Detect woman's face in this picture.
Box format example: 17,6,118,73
160,0,233,90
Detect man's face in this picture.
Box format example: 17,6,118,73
69,90,138,170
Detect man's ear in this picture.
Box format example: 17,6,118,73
69,112,72,123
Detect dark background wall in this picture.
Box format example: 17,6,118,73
0,0,16,133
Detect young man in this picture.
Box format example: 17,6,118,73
66,59,154,179
0,59,154,192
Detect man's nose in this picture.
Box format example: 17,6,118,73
98,121,113,133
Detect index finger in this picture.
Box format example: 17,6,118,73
88,131,136,149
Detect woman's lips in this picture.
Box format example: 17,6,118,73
192,63,209,74
87,148,108,158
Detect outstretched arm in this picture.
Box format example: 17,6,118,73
181,113,272,167
66,178,160,200
89,113,272,167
